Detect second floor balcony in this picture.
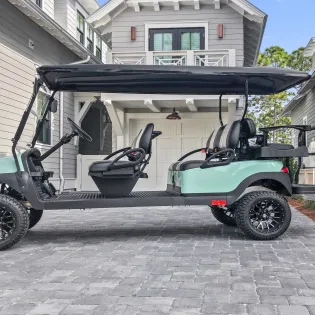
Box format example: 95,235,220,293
107,49,236,67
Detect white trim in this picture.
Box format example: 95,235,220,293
144,22,209,51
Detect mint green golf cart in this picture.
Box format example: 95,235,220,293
0,64,313,250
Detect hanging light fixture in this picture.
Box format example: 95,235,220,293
166,107,181,120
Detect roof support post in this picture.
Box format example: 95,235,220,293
219,94,224,126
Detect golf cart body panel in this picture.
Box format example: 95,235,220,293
36,64,310,95
0,154,24,174
168,160,284,194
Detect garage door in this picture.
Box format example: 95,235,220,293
131,119,217,191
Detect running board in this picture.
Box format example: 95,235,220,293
43,191,228,210
292,184,315,194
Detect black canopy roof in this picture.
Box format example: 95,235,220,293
36,64,310,95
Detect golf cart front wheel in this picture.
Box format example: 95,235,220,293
29,209,43,229
210,203,237,226
0,195,29,251
235,191,291,240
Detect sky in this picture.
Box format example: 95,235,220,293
97,0,315,53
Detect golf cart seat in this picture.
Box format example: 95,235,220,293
240,118,308,158
89,123,156,197
175,120,241,171
168,129,216,172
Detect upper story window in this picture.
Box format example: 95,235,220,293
35,0,42,8
77,11,85,45
87,24,94,53
96,35,102,60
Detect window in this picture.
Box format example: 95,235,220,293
36,90,51,145
96,34,102,60
77,11,85,45
35,0,42,8
87,24,94,53
149,28,205,51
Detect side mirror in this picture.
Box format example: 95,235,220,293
50,99,58,113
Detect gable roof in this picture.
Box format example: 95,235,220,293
87,0,267,66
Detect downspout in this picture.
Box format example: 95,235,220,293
59,92,65,193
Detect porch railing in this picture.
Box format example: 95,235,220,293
107,49,236,67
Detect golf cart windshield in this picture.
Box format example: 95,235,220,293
36,65,310,95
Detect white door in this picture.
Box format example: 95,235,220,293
131,119,214,191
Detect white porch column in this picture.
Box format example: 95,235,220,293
228,98,237,123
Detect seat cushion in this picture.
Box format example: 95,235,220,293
89,160,138,175
268,143,294,150
176,160,204,171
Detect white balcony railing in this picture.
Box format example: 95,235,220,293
107,49,236,67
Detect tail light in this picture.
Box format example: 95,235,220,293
281,166,289,174
212,200,227,206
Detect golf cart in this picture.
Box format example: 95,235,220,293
0,64,314,251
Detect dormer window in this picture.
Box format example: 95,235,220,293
77,11,85,45
96,35,102,60
87,24,94,53
36,0,42,8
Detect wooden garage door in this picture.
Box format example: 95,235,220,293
131,119,214,191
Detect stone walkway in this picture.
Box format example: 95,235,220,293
1,206,315,314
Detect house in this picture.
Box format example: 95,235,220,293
282,38,315,148
0,0,108,190
76,0,267,191
282,38,315,184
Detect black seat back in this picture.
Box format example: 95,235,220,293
240,118,256,140
131,123,154,154
213,120,241,151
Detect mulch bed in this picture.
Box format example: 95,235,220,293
288,199,315,221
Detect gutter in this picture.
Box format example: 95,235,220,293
59,92,65,193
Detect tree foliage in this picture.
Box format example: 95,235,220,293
247,46,312,143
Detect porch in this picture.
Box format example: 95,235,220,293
74,92,243,192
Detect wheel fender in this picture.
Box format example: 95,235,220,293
228,172,292,205
0,173,22,193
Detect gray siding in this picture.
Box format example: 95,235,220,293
54,0,76,38
0,0,79,179
291,88,315,147
111,5,244,66
30,0,54,18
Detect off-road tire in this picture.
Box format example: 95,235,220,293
29,209,43,230
0,194,29,251
210,203,238,226
234,191,291,240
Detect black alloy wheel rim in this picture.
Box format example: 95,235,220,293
249,199,285,233
0,207,16,241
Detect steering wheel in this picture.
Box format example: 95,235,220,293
67,117,93,142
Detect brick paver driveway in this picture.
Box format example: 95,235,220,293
1,206,315,315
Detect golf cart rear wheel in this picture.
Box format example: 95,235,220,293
235,191,291,240
210,203,237,226
0,195,29,251
28,209,43,230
